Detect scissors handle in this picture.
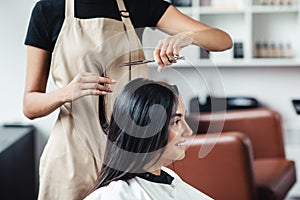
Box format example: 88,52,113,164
168,55,185,62
118,55,185,67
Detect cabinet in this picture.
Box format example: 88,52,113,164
0,126,36,200
143,0,300,67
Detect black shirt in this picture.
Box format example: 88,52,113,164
24,0,170,52
137,170,174,185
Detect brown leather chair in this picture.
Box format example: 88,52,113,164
171,108,296,200
168,132,257,200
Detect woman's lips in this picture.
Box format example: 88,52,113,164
175,140,187,146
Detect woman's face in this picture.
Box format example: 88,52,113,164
162,98,193,161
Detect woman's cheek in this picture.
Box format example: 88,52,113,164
168,129,176,143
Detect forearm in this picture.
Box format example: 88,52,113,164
23,87,68,120
157,5,233,52
186,28,233,52
23,72,116,119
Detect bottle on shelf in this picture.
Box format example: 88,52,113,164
279,0,286,5
233,42,244,59
200,47,210,59
200,0,211,6
254,41,294,59
255,42,262,58
258,0,295,5
171,0,192,7
285,42,293,58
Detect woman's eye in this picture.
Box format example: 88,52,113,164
172,119,180,126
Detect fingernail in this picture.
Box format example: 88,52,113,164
111,79,117,83
106,87,113,92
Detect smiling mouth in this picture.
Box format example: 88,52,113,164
175,141,187,146
175,139,193,147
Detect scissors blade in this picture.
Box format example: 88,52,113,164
117,59,155,67
118,56,185,67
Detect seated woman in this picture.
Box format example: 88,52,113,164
84,78,213,200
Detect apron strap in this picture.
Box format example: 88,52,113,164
65,0,75,18
116,0,146,81
116,0,135,31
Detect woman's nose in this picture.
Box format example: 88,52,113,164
182,120,193,137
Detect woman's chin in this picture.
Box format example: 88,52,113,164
176,153,185,160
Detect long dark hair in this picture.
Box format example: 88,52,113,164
93,78,179,190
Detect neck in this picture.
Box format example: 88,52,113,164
143,158,163,176
148,168,161,176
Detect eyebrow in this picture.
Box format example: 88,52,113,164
171,113,183,117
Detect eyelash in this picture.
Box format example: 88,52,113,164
172,119,181,126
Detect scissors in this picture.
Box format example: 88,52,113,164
118,55,185,67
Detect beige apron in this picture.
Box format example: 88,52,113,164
38,0,148,199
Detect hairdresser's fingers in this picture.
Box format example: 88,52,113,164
156,39,173,66
154,42,171,72
79,83,113,92
77,88,108,97
66,73,117,101
172,40,181,57
159,40,173,65
155,36,188,72
154,40,164,66
80,73,117,85
156,32,193,65
75,73,116,93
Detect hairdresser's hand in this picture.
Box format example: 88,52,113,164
64,72,117,102
154,32,193,72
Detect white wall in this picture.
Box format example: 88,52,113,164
0,1,32,124
0,0,58,135
0,0,57,193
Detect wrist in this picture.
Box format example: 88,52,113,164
183,31,196,45
57,86,71,104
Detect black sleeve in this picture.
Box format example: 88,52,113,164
24,1,52,51
146,0,170,27
129,0,170,28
